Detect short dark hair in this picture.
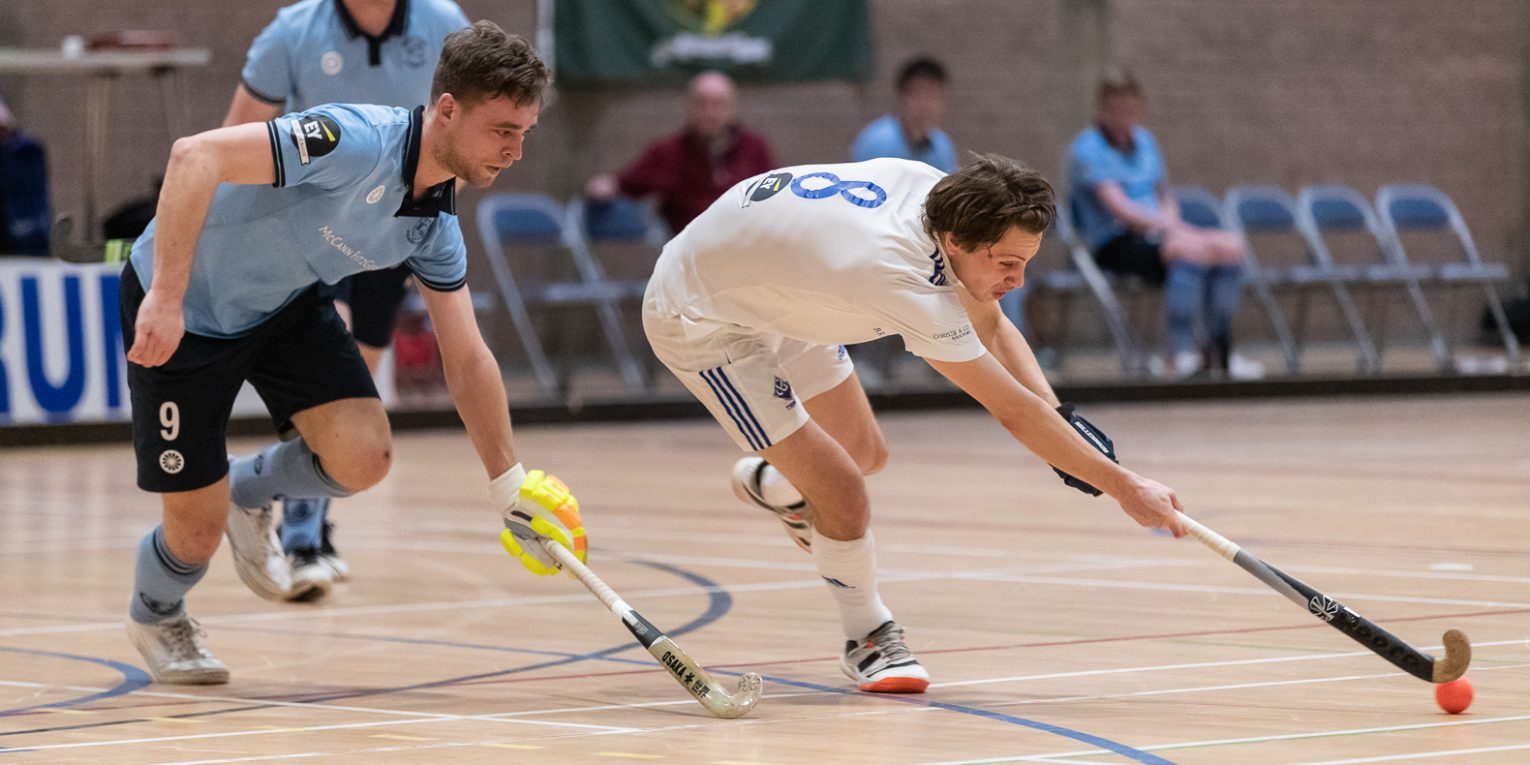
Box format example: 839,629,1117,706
1097,65,1143,100
431,21,551,107
896,56,948,92
923,154,1055,251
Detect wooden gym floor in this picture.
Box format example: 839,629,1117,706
1,394,1527,764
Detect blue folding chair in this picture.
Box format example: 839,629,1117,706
1173,185,1298,374
1297,185,1450,372
1376,184,1521,364
1226,185,1378,373
475,193,646,395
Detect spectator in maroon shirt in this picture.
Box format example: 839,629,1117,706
585,71,776,234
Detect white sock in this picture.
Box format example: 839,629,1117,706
812,529,893,640
759,463,804,507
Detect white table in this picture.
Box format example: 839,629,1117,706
0,48,212,241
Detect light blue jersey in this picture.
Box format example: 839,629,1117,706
241,0,470,111
130,104,466,338
1067,124,1166,250
850,115,958,174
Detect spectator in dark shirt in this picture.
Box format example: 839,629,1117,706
585,71,775,234
0,96,51,255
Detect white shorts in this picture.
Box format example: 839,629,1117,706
643,306,855,452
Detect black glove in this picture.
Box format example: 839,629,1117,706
1050,403,1117,497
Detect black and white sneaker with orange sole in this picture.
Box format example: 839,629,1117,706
730,457,813,552
841,620,930,693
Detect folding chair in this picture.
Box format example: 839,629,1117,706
475,193,646,396
1375,184,1521,364
1053,194,1143,375
1297,185,1451,372
1174,185,1299,374
1225,185,1377,373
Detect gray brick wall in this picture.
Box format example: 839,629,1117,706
0,0,1521,277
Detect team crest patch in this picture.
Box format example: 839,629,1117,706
406,218,434,244
290,114,342,166
159,449,185,474
402,36,427,67
366,184,386,204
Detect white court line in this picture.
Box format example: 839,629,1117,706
916,702,1530,765
1289,742,1530,765
928,639,1530,690
0,679,641,732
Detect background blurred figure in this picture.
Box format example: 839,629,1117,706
0,96,51,256
851,56,957,174
1068,67,1260,379
220,0,471,601
585,71,775,235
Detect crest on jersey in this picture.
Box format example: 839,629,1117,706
159,449,185,474
406,218,434,244
290,114,342,166
402,36,428,67
366,184,386,204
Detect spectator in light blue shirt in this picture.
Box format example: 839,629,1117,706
851,57,958,174
1067,66,1259,379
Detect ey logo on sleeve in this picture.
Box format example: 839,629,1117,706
290,114,342,165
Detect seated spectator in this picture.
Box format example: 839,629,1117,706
851,56,957,173
1068,67,1260,379
0,96,51,255
586,71,775,234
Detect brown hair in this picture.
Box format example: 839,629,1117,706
431,21,551,107
922,154,1055,251
1097,65,1143,100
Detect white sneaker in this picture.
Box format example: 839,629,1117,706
731,457,813,552
1171,350,1204,379
286,548,334,603
225,503,291,601
126,615,229,685
841,620,930,693
1228,353,1266,380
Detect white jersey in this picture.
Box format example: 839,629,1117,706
647,158,985,363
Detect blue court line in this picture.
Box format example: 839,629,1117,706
0,562,1171,763
0,647,152,720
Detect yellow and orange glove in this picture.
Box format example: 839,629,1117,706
492,464,588,576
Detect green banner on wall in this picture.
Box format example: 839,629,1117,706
552,0,871,86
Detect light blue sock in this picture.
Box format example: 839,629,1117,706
280,497,329,552
229,438,352,510
129,527,208,625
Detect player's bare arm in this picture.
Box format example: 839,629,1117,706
926,352,1186,536
955,286,1060,407
221,84,284,128
418,282,517,478
129,123,279,368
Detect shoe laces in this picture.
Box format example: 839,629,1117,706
161,617,211,660
863,622,913,664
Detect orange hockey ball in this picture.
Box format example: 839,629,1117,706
1435,677,1473,714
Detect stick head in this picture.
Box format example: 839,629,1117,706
1432,629,1472,683
705,672,763,719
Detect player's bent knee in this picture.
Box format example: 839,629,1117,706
858,439,889,476
325,442,392,492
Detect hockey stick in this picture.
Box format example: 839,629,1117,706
1178,512,1471,683
540,539,764,718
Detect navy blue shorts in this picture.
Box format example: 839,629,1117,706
1094,232,1167,285
121,263,378,493
337,265,413,349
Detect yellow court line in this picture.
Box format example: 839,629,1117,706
595,754,662,760
146,717,202,725
484,743,544,750
716,761,782,765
